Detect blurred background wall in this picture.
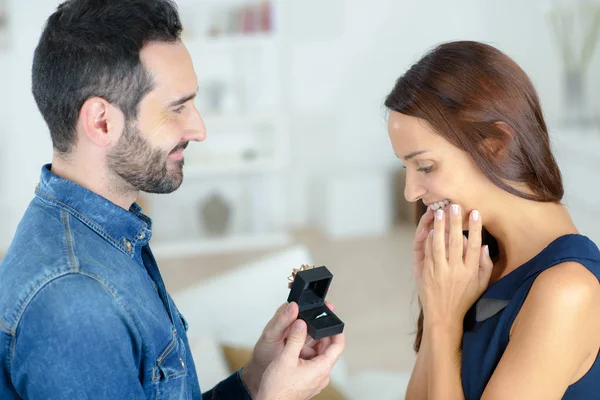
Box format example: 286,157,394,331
1,0,599,398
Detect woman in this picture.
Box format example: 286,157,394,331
384,40,600,399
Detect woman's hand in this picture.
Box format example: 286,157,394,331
413,207,468,286
417,204,494,327
413,207,435,285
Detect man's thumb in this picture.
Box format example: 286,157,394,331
282,320,308,359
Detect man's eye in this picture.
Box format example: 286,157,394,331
173,106,185,114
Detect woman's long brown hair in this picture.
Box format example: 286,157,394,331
384,41,564,353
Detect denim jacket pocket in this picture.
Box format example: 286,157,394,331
152,328,188,400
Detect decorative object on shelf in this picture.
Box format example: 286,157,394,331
207,1,273,37
546,0,600,129
199,193,232,237
202,80,227,113
198,78,245,115
242,148,259,161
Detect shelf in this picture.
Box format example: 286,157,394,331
149,231,293,259
184,33,279,51
183,159,284,178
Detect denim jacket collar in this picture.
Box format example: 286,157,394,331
34,164,152,257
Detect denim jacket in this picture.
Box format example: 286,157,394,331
0,164,252,400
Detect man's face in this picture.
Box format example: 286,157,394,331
107,41,205,194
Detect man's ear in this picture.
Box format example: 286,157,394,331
79,97,125,148
482,121,514,161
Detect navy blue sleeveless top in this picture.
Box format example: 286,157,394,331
461,234,600,399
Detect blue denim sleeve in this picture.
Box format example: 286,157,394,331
202,368,254,400
11,273,146,399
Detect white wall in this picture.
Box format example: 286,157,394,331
284,0,493,227
284,0,600,229
0,50,9,225
0,0,598,251
482,0,600,129
0,0,57,251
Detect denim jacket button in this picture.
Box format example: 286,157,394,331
123,239,132,252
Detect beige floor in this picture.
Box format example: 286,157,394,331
159,223,420,375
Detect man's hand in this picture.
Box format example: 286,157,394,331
241,301,342,396
255,318,345,400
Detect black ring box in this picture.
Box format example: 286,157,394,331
287,266,345,340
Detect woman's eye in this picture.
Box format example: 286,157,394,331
417,165,433,174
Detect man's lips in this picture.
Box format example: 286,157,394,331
168,142,189,160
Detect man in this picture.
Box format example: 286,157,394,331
0,0,345,399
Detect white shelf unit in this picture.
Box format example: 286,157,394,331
147,0,292,259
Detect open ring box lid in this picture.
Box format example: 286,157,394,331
287,266,345,340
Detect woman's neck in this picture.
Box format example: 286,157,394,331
481,197,578,284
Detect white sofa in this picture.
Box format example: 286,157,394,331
171,245,409,400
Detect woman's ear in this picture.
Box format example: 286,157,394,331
482,121,514,162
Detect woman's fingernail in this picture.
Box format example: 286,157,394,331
435,210,444,220
472,210,480,221
451,204,460,215
429,229,434,237
485,245,490,257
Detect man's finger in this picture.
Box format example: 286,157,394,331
313,333,346,365
315,336,334,355
263,302,298,341
324,301,335,312
299,346,318,360
282,320,308,360
305,336,316,347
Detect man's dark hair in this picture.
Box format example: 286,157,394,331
32,0,183,155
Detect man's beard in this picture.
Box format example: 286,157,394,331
106,122,187,195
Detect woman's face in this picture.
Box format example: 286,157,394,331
387,111,494,229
